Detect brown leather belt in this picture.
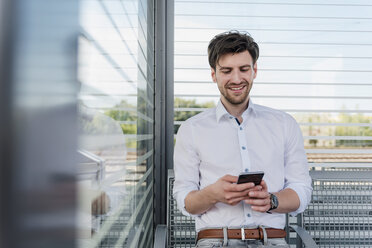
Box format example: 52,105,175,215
197,228,286,241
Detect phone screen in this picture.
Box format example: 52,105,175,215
237,171,264,185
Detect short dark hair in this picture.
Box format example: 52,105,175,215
208,30,259,70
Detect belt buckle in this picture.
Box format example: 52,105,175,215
241,227,245,241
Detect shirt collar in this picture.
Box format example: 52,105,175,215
216,98,257,123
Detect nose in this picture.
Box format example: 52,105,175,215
230,70,241,84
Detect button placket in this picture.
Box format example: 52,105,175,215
237,125,251,172
238,123,254,224
244,205,253,223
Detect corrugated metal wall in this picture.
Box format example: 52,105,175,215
174,0,372,167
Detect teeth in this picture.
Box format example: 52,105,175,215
231,86,243,90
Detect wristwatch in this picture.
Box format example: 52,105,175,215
267,193,279,213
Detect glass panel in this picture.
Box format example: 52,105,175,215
77,0,154,247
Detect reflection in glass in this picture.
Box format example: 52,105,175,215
77,0,154,247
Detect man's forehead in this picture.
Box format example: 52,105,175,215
217,51,254,66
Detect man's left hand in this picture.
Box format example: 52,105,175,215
244,180,271,212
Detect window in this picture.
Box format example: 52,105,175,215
77,0,155,247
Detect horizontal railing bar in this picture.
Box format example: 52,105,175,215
125,134,153,142
174,94,372,99
174,108,372,113
176,54,372,60
174,81,372,88
176,40,372,46
308,163,372,168
174,80,372,86
306,149,372,154
176,1,372,7
303,136,372,140
173,134,372,141
299,123,372,127
175,14,372,20
175,67,372,73
175,26,372,33
174,121,372,127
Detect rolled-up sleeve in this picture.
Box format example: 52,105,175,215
283,115,312,216
173,121,201,217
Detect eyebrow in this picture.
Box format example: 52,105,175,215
218,64,252,70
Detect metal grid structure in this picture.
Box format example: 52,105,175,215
166,170,312,247
167,170,196,247
167,169,372,247
302,169,372,247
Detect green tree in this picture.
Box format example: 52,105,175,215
105,100,137,134
335,113,372,147
174,98,215,133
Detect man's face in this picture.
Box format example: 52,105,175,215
211,51,257,107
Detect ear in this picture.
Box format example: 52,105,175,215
211,68,217,83
253,63,257,79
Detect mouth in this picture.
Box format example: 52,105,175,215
228,84,246,93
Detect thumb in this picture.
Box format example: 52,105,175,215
222,174,238,183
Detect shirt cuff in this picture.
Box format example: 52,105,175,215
174,188,201,218
285,183,312,216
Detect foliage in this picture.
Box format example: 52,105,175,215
174,98,215,133
104,100,137,134
335,113,372,147
103,98,372,148
296,112,372,148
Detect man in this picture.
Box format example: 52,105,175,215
173,31,312,247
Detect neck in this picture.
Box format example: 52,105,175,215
221,97,250,120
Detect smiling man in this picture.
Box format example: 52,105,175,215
173,31,312,247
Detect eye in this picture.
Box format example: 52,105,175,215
241,67,250,72
221,70,231,74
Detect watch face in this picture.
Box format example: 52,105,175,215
271,194,278,209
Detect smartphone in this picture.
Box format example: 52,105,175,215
237,171,264,185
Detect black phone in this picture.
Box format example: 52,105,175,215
237,171,264,185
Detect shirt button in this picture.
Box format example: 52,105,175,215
242,146,246,150
229,116,233,119
240,127,243,130
245,168,249,172
247,213,251,217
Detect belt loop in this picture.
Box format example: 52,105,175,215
259,225,268,245
241,227,245,241
223,227,228,246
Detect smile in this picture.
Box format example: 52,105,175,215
231,86,244,90
228,85,246,91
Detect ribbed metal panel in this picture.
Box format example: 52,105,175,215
174,0,372,154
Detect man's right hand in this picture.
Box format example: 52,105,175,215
184,174,261,215
212,174,261,205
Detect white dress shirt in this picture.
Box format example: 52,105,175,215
173,100,312,232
